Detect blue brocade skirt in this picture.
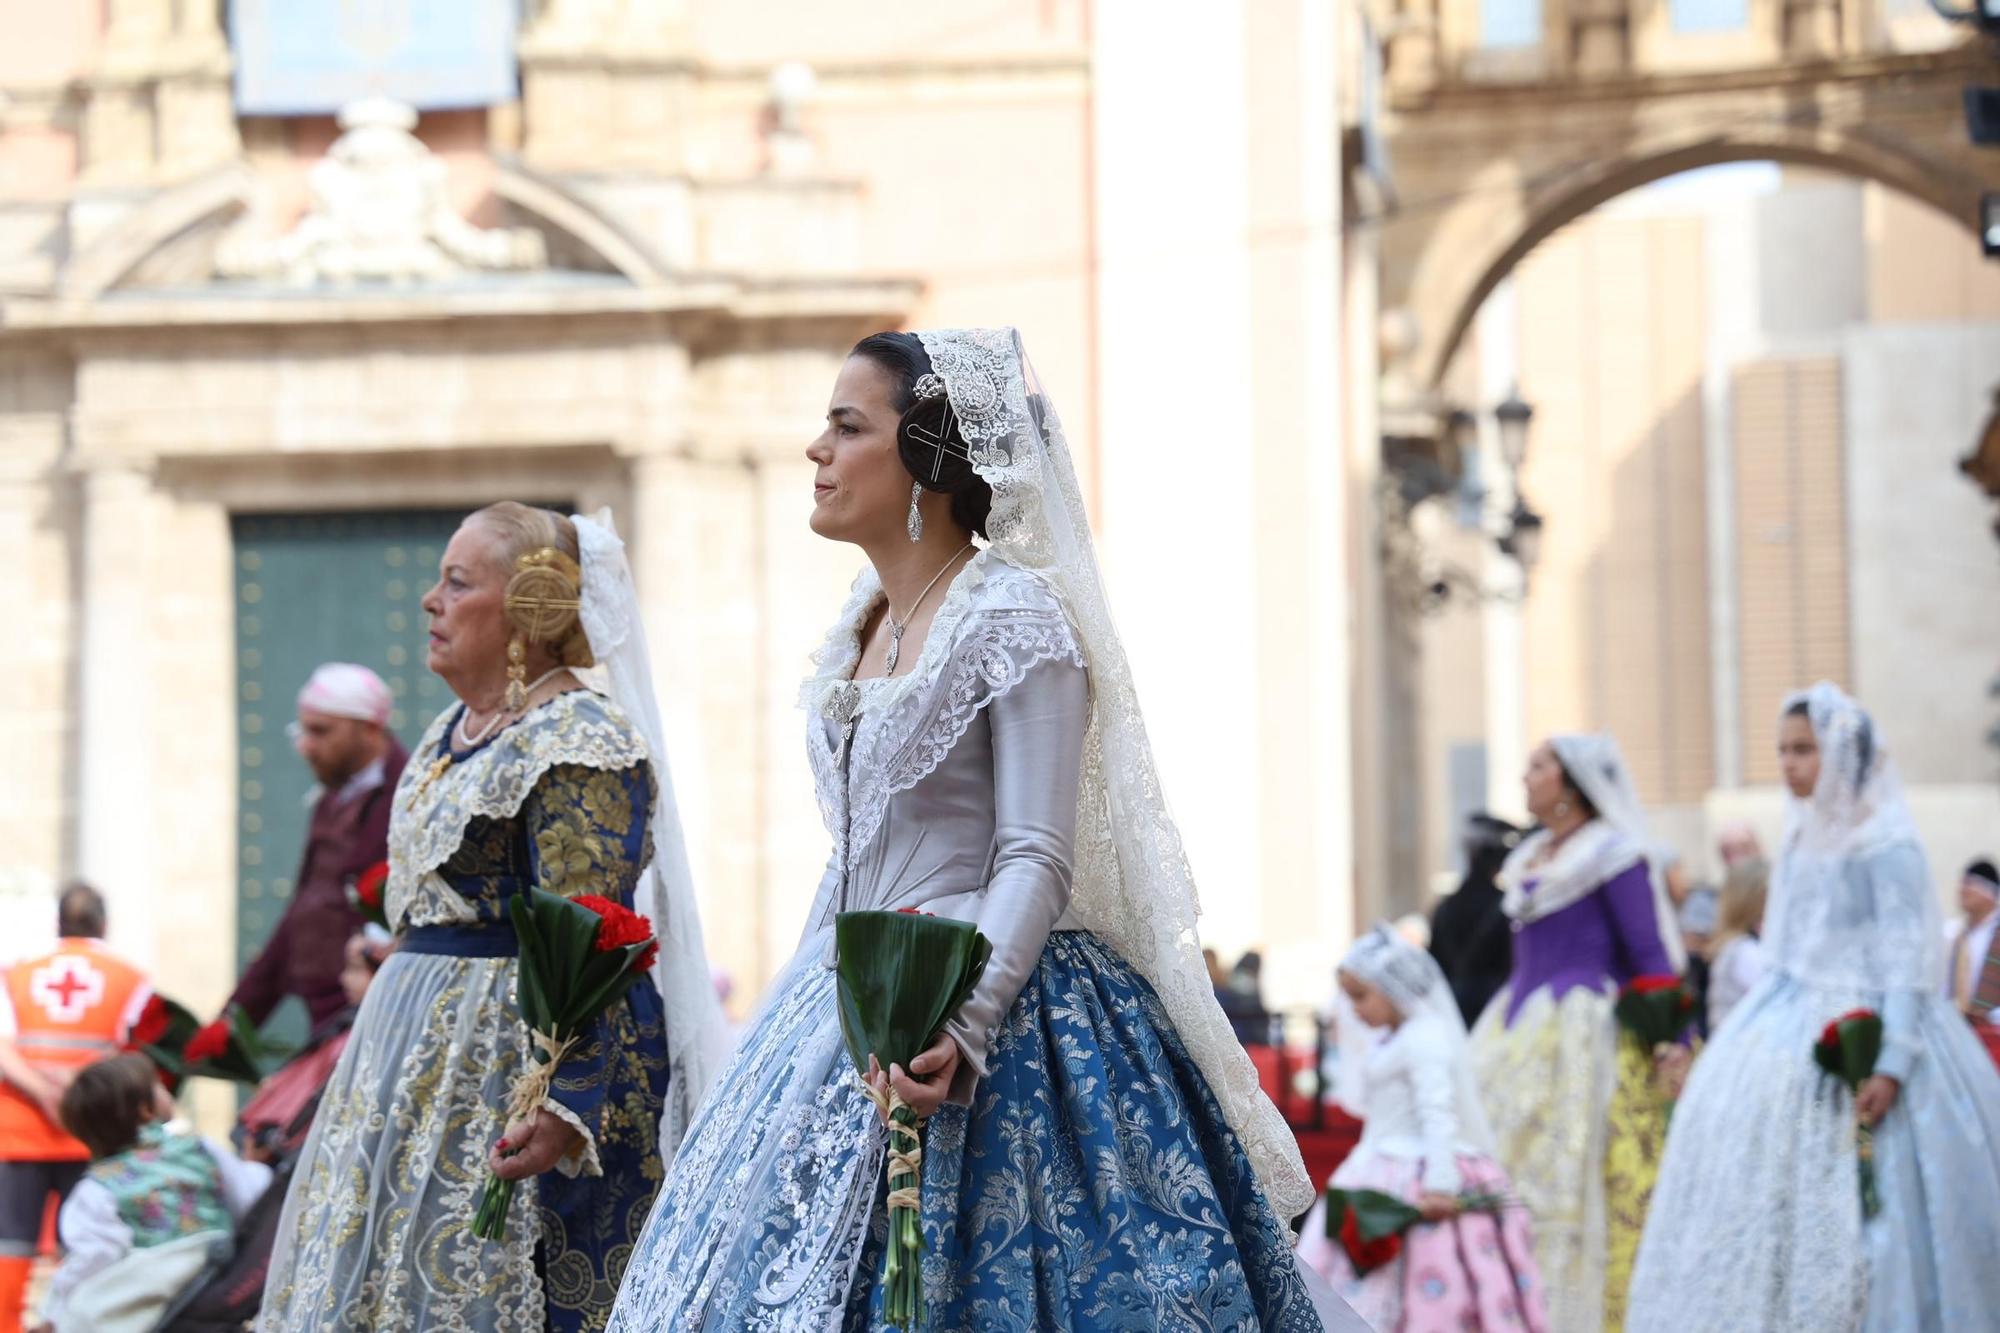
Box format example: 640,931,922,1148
608,930,1320,1332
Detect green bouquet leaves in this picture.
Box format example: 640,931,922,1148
834,909,991,1331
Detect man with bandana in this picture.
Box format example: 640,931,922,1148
1951,859,2000,1053
224,665,408,1037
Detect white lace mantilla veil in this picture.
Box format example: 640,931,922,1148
572,510,730,1163
1547,732,1688,973
1333,925,1497,1156
916,328,1314,1219
1764,680,1938,992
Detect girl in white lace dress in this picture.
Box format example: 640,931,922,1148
1627,683,2000,1332
1297,929,1547,1332
607,329,1357,1332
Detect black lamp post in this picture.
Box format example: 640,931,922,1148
1495,389,1534,471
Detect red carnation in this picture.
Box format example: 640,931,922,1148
128,995,170,1050
354,861,389,910
1337,1209,1404,1274
1835,1008,1876,1026
183,1019,232,1067
895,907,933,916
572,895,657,969
1626,975,1681,995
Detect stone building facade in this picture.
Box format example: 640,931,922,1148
1,2,1355,1031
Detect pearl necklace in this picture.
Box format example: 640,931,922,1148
407,667,573,810
882,543,972,674
454,667,573,748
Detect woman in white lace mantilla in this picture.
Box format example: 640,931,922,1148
1626,683,2000,1333
607,329,1358,1331
259,503,726,1333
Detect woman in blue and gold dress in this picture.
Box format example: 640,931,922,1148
260,503,725,1333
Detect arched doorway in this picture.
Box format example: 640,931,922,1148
1399,159,2000,900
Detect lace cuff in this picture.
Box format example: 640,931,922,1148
540,1097,602,1180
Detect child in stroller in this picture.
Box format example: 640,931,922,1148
39,929,391,1333
32,1056,271,1333
151,929,391,1333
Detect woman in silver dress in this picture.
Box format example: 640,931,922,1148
608,329,1355,1331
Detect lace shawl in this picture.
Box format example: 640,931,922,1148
385,689,649,929
799,552,1085,878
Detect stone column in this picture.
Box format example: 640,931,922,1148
73,465,160,969
625,451,768,1002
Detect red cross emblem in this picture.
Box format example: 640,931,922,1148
29,958,105,1023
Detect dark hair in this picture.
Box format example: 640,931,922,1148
1551,759,1600,821
850,332,993,539
59,1054,160,1159
1968,858,1998,884
1462,813,1523,883
1785,697,1874,784
58,882,106,940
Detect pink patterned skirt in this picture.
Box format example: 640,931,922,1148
1297,1150,1548,1333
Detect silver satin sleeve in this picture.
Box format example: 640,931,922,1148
941,656,1089,1103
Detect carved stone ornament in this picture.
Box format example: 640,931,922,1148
216,98,546,287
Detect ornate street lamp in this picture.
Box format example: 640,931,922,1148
1380,388,1543,613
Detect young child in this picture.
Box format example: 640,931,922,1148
36,1054,271,1329
1299,927,1547,1333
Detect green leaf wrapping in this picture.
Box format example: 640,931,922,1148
1813,1013,1884,1089
833,910,992,1329
1323,1187,1423,1242
833,911,993,1076
1613,984,1696,1050
474,886,654,1243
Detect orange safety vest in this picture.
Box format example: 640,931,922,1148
0,940,150,1162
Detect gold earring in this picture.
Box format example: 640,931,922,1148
506,636,528,712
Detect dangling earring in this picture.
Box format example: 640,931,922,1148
506,636,528,712
907,481,924,543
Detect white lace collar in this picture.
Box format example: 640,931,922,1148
385,688,649,927
798,547,996,723
1496,819,1645,924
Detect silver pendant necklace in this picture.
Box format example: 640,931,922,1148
883,543,971,674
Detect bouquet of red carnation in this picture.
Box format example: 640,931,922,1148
1812,1008,1884,1218
471,888,658,1242
346,861,390,930
835,909,991,1331
126,996,267,1088
1614,975,1697,1049
1323,1186,1511,1275
1616,974,1697,1118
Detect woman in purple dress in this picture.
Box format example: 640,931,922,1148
1467,734,1684,1333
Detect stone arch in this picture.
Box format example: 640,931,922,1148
1408,123,1985,388
58,164,259,300
59,158,672,300
489,161,672,286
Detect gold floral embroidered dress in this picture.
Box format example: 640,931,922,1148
1469,821,1679,1333
258,689,669,1333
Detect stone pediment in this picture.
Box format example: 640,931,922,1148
51,106,673,301
214,99,547,288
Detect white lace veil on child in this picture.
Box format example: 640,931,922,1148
1332,925,1496,1155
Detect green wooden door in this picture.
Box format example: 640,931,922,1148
231,509,469,1049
